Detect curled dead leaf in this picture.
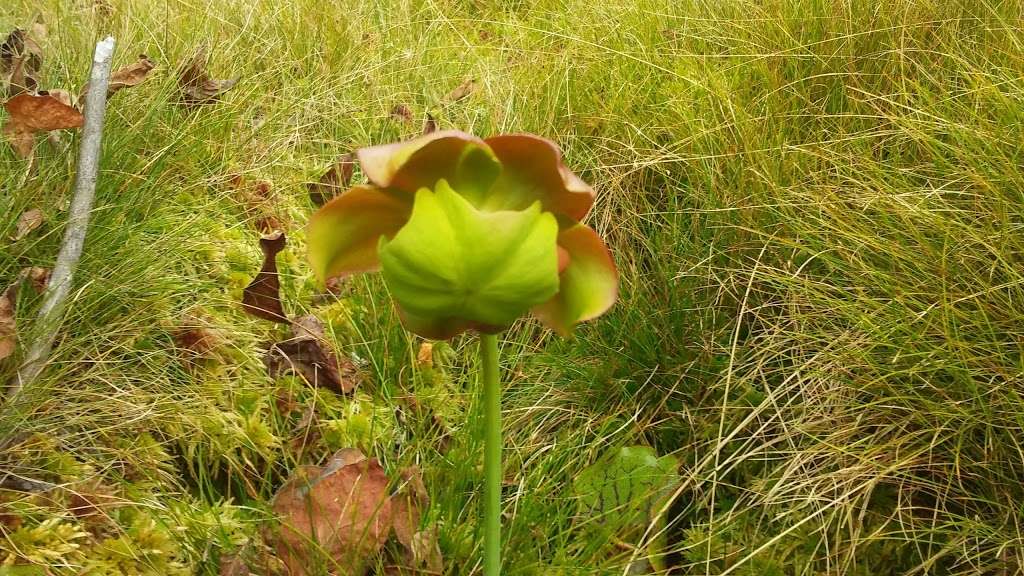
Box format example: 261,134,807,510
19,266,50,293
3,92,83,158
81,54,155,99
242,231,289,323
173,313,223,362
1,28,43,97
445,78,476,103
265,314,361,395
0,284,16,361
269,449,393,576
423,112,437,135
308,153,355,207
178,46,238,105
13,208,43,240
390,103,413,123
416,341,433,368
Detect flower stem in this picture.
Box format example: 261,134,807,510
480,332,502,575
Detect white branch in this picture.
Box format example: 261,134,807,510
9,37,116,397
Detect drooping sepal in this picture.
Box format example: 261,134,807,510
532,224,618,335
358,130,500,200
307,185,412,281
484,134,595,220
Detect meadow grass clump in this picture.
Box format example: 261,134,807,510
2,0,1023,574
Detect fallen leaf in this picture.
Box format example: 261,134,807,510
445,78,476,103
416,341,433,368
265,314,361,394
81,54,155,99
242,231,289,323
219,553,251,576
269,449,393,576
19,266,49,293
231,177,283,232
1,28,43,97
0,284,16,361
390,103,413,123
422,112,437,135
308,153,355,206
3,92,84,158
13,208,43,240
173,313,223,361
178,46,238,105
67,479,120,519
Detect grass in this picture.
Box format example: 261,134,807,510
2,0,1024,574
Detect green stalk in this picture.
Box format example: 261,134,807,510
481,333,502,575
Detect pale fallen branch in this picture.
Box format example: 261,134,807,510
7,37,116,398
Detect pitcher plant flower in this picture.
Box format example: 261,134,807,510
306,130,618,340
306,130,617,575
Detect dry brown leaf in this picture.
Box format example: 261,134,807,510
445,78,476,103
242,231,289,323
416,342,433,368
178,47,238,105
422,112,437,135
390,466,442,573
13,208,43,240
173,313,223,361
265,315,361,395
0,284,16,361
3,92,84,158
308,153,355,207
5,92,82,130
1,28,43,97
81,54,155,99
231,177,283,232
67,479,120,519
219,553,251,576
20,266,49,293
390,103,413,123
269,449,393,576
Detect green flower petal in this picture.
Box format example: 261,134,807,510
532,224,618,335
307,185,412,281
358,130,500,200
379,180,561,338
484,134,595,220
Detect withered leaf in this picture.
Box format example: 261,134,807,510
231,177,283,232
269,449,393,576
81,54,155,99
1,29,42,97
416,341,433,368
308,153,355,207
265,314,361,395
4,91,81,131
13,208,43,240
19,266,49,293
3,92,84,158
445,78,476,103
218,553,251,576
390,103,413,123
0,284,16,361
242,231,289,323
173,313,223,361
67,479,120,519
389,466,442,573
178,47,238,105
423,112,437,135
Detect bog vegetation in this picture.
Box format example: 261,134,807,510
1,0,1023,574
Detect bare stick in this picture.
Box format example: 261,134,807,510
8,37,116,397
